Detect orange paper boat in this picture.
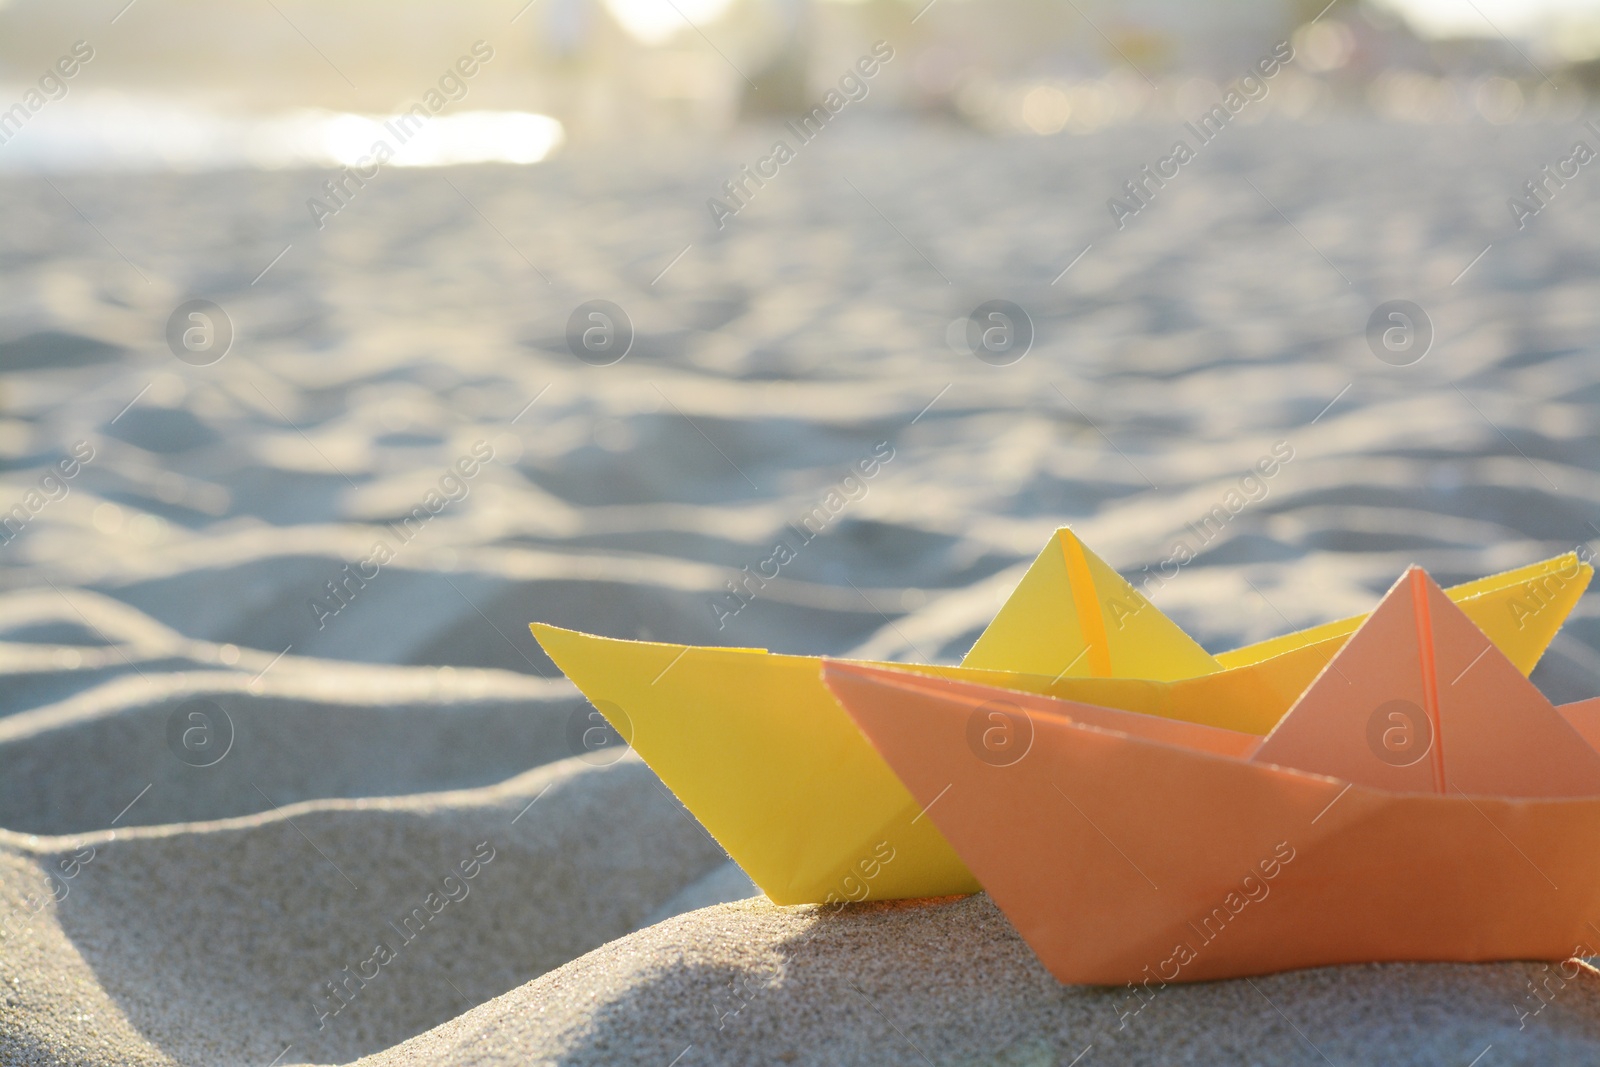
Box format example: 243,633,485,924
824,566,1600,984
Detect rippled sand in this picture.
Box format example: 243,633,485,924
2,116,1599,1064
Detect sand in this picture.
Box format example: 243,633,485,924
361,895,1600,1067
3,114,1600,1063
0,753,734,1065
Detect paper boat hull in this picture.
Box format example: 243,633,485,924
825,664,1600,984
529,627,980,904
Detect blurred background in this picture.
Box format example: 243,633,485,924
3,0,1600,165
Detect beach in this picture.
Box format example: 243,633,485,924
3,114,1600,1064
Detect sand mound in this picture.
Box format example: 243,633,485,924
0,754,728,1066
361,894,1600,1067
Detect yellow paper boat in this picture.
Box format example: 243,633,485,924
531,531,1589,904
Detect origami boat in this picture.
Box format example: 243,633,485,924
530,532,1588,905
824,566,1600,983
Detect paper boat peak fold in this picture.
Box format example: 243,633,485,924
963,528,1223,680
